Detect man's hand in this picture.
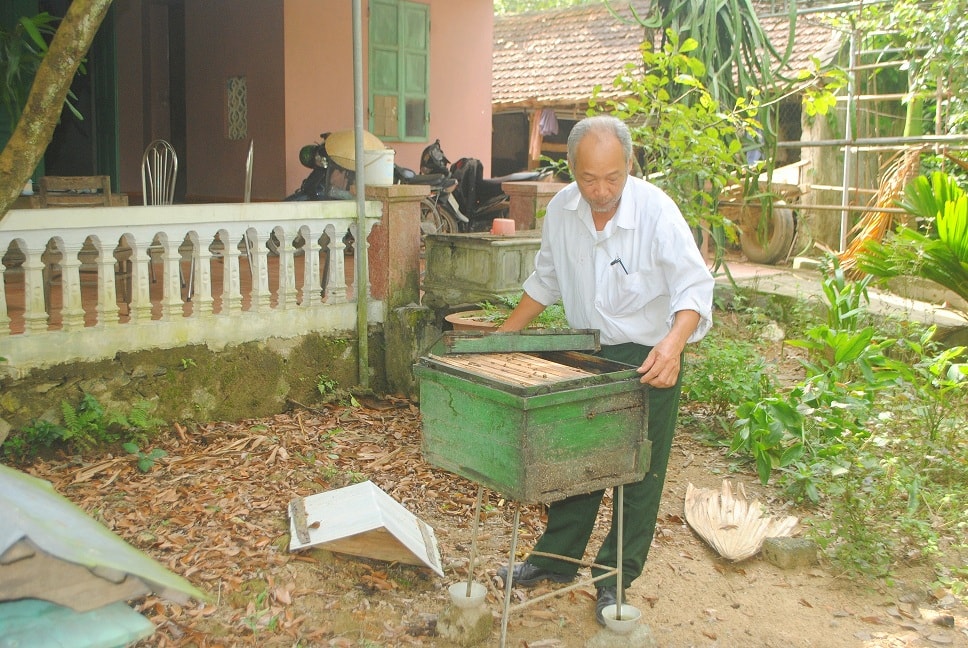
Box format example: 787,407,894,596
636,310,701,388
496,293,546,332
636,338,682,388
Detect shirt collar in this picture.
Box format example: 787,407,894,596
611,179,638,230
562,175,638,234
566,177,638,234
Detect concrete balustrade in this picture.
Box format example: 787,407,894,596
0,200,386,377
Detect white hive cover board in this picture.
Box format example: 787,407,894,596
288,480,443,576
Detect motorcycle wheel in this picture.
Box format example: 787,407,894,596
420,197,459,240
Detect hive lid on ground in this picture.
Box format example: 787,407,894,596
288,480,444,576
429,329,600,356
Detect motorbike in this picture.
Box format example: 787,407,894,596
284,132,355,202
285,131,458,253
283,131,371,255
392,160,465,240
419,139,551,233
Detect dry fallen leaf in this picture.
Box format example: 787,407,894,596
684,481,798,561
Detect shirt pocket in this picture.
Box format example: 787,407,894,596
598,270,664,317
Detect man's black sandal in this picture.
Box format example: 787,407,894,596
595,586,617,626
496,561,574,588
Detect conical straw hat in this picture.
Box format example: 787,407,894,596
325,129,386,169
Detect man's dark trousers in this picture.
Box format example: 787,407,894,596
525,342,683,589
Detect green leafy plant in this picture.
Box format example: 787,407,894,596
1,12,55,123
110,400,167,446
316,375,338,396
858,172,968,314
3,395,166,460
683,331,775,420
589,30,761,239
2,419,64,462
853,0,968,135
0,11,84,123
476,294,569,329
732,259,904,494
725,256,967,580
122,442,167,473
60,393,114,451
731,394,805,486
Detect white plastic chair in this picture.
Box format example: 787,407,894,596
242,141,257,271
141,140,177,206
141,140,186,294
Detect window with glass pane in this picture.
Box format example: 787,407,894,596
369,0,429,141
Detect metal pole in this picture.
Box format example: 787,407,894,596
616,484,624,619
351,0,369,388
467,485,484,596
501,503,522,648
777,134,968,148
839,28,859,253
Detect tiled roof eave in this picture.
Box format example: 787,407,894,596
493,91,635,113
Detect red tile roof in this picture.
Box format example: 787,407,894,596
492,2,842,112
493,2,654,111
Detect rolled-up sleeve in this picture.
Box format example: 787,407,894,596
521,216,563,307
656,222,714,343
522,256,560,307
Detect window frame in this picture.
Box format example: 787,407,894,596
368,0,430,142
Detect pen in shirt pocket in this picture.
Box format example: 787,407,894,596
610,257,629,274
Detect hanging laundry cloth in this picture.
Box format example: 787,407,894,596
539,108,559,136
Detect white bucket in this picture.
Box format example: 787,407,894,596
362,148,395,186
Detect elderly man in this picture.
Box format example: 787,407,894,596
496,114,714,625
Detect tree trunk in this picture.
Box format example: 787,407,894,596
0,0,112,220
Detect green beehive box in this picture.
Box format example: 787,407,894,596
415,332,651,504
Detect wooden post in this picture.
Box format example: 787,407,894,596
528,109,543,169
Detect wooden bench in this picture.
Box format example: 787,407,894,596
38,176,127,208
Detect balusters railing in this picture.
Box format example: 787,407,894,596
0,201,382,373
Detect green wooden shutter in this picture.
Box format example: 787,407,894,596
369,0,428,141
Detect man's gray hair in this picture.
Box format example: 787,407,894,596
567,115,633,165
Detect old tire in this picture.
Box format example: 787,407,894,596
740,205,795,265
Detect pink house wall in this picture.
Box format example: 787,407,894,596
116,0,494,202
423,1,494,173
282,1,356,197
283,0,494,190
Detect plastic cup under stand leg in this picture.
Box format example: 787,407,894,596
601,603,642,634
449,581,487,608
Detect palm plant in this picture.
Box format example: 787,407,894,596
0,12,58,124
622,0,805,162
856,172,968,315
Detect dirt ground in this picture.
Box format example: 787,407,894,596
19,392,968,648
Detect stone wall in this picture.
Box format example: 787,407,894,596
0,330,387,438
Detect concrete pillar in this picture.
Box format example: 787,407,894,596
364,184,427,310
503,181,566,231
384,304,440,399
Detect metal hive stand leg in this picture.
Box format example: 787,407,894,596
616,485,625,618
464,485,484,597
499,501,521,648
498,485,626,646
